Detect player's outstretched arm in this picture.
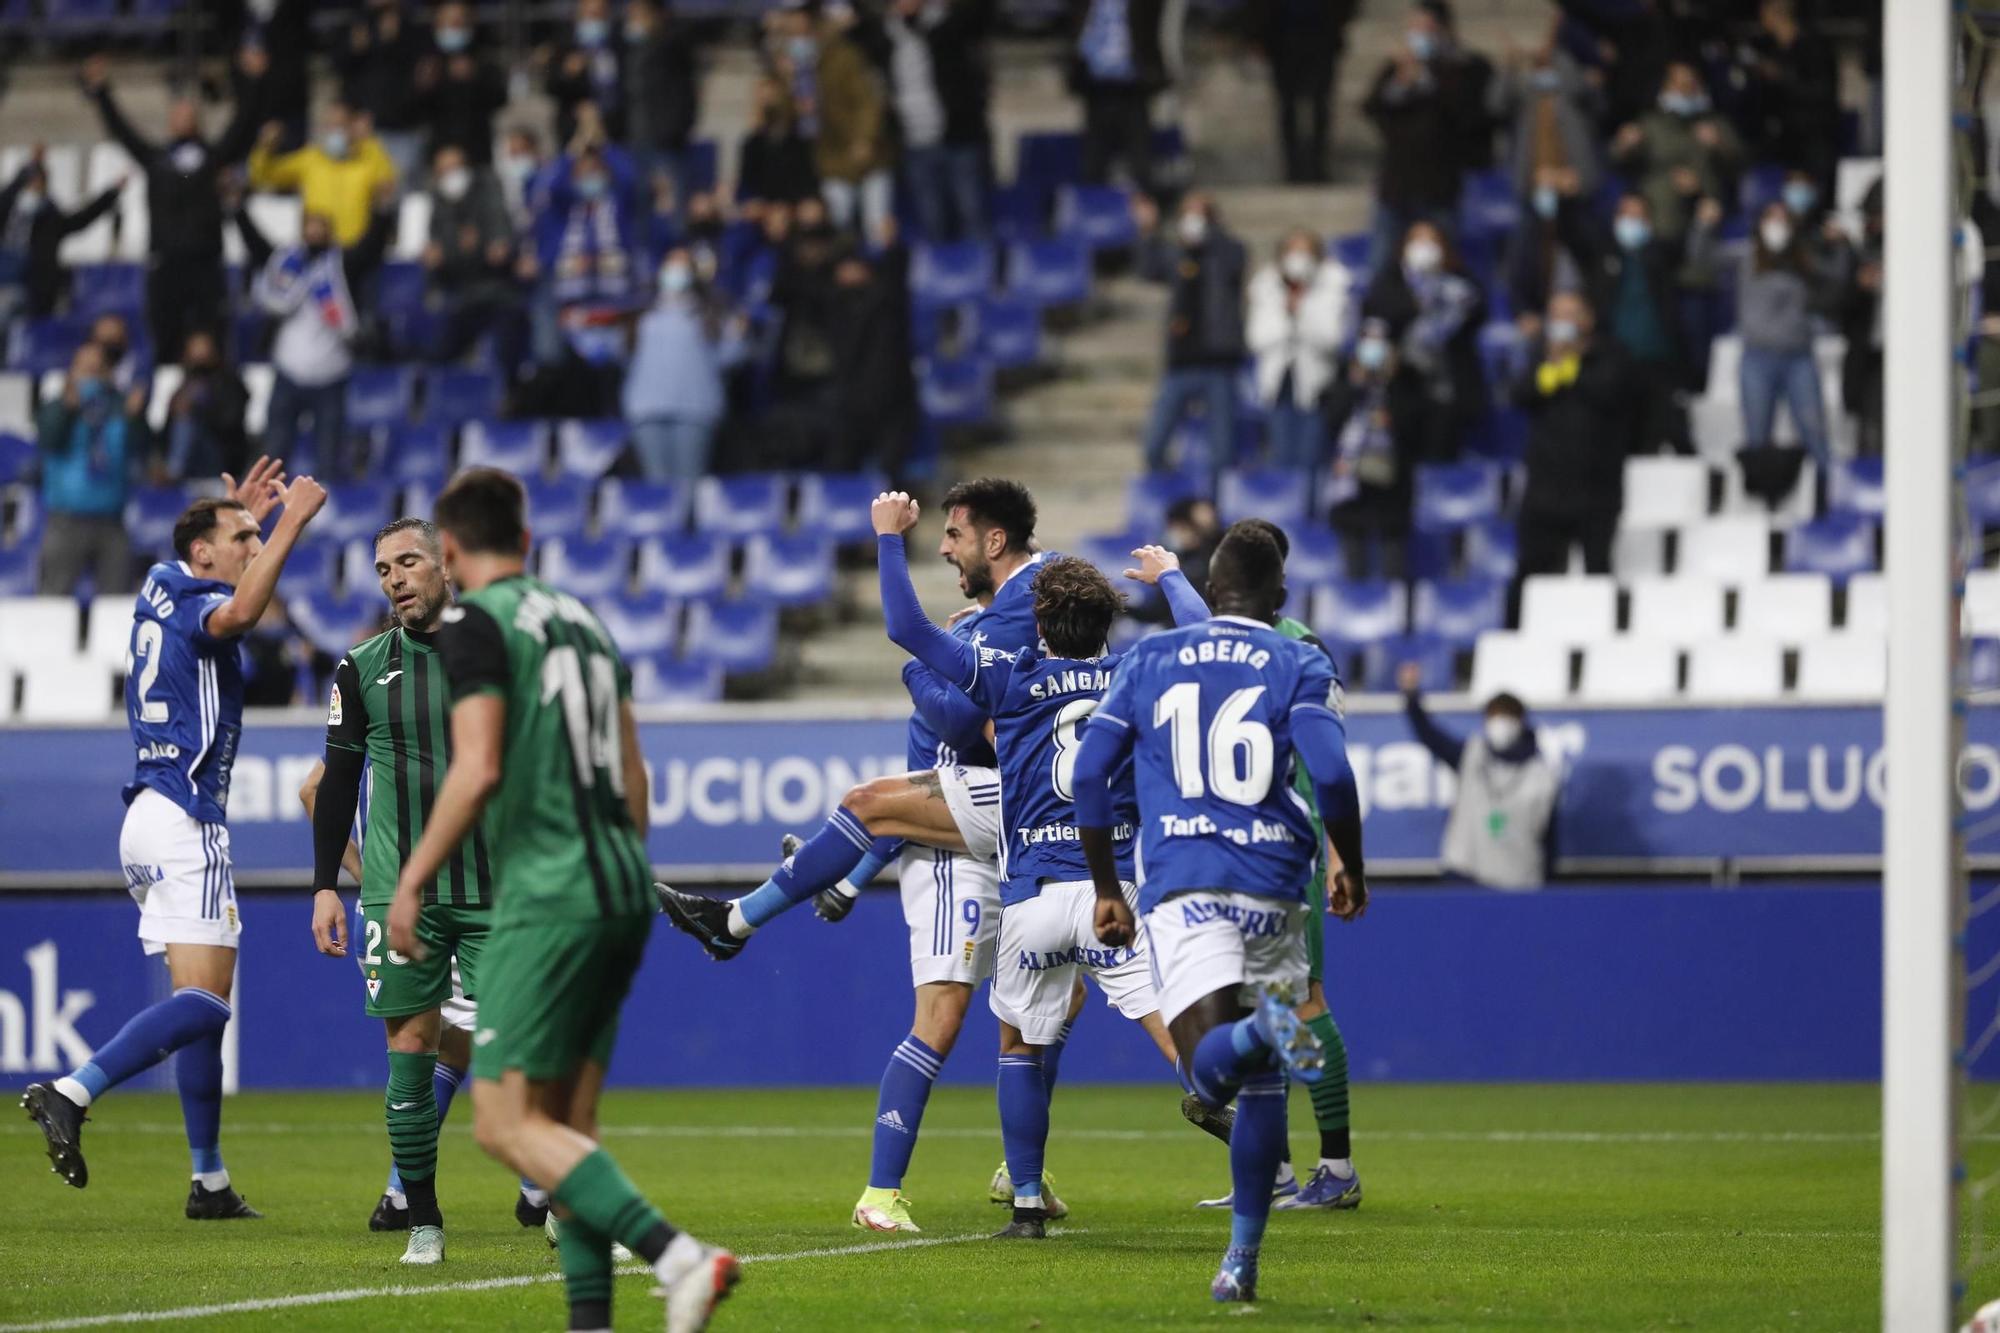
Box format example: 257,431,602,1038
873,491,980,688
1074,713,1137,947
206,474,326,639
1124,544,1212,627
388,694,506,957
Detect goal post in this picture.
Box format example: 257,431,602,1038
1882,0,1961,1326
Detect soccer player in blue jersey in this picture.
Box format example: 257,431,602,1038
654,478,1072,1233
871,492,1180,1240
23,461,326,1218
1075,522,1367,1303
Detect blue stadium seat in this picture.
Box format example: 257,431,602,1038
1739,163,1788,221
70,264,145,320
124,485,191,558
1329,232,1372,273
1073,531,1142,584
291,587,379,656
317,480,394,546
1310,578,1409,647
600,477,693,539
460,419,550,474
1476,321,1529,387
1966,455,2000,527
1006,238,1091,308
638,532,732,599
423,367,503,425
919,357,995,428
557,419,630,479
1126,471,1207,535
1218,467,1311,529
978,295,1043,369
345,367,415,431
794,472,884,546
912,242,996,306
1363,631,1457,694
0,432,35,486
375,263,429,319
541,535,633,599
1283,523,1346,587
1785,514,1877,580
1414,575,1508,646
9,317,89,375
1971,637,2000,693
1458,168,1520,241
383,421,451,486
0,534,38,596
1015,131,1084,197
1054,185,1138,250
276,540,338,599
911,300,975,359
629,652,723,707
742,533,835,608
1463,518,1519,580
522,475,590,540
592,589,681,657
989,183,1049,244
1413,461,1504,532
694,473,790,538
1464,405,1529,461
1829,455,1884,517
685,598,779,675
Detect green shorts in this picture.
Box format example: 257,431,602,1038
1304,864,1326,984
471,915,652,1083
357,902,490,1019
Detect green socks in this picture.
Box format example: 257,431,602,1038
385,1050,441,1225
556,1214,614,1331
1302,1011,1352,1161
552,1148,676,1261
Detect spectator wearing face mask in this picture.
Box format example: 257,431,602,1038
1514,290,1637,577
623,0,703,213
1489,29,1601,209
424,144,524,369
1556,190,1721,456
161,330,249,482
88,313,145,394
0,152,126,321
774,0,895,239
339,0,432,188
1135,193,1248,481
1607,61,1743,247
1361,220,1486,462
37,341,151,596
1397,664,1560,890
1246,230,1352,471
239,194,395,477
495,126,552,232
737,77,821,215
1362,0,1485,269
249,103,398,248
1737,198,1850,466
83,49,266,364
546,0,628,146
530,146,642,371
1321,317,1425,579
623,249,748,482
422,3,509,169
1502,165,1587,320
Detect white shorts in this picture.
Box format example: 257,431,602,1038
937,764,1002,861
1143,891,1308,1027
991,879,1156,1044
441,959,476,1032
119,787,241,955
898,843,1000,986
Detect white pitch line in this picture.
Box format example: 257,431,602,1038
0,1230,1062,1333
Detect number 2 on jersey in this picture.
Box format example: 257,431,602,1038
1153,682,1274,805
130,620,169,723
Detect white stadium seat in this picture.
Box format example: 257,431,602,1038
1733,574,1834,643
0,596,79,667
1577,639,1680,703
19,659,113,721
1471,631,1572,702
147,364,185,432
1621,456,1712,530
394,193,433,261
84,596,133,671
1518,574,1617,644
1625,576,1726,644
1677,516,1772,581
1967,570,2000,637
0,667,15,722
1611,526,1667,578
244,364,275,435
1706,335,1743,399
0,371,31,435
1794,635,1887,701
40,145,82,207
1843,572,1885,635
1684,638,1786,703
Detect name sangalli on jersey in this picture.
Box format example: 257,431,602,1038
1027,666,1112,701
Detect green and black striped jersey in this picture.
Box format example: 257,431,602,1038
325,625,495,909
435,575,652,924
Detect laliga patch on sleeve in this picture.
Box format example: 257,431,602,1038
328,683,344,727
1328,681,1345,720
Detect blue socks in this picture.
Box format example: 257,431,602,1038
387,1060,467,1196
845,836,902,893
177,1027,225,1181
66,987,231,1103
868,1034,942,1190
1229,1071,1289,1253
739,806,874,929
1188,1016,1271,1109
1041,1020,1074,1108
997,1053,1049,1205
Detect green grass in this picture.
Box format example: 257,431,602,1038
0,1083,1930,1330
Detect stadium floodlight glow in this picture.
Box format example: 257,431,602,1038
1882,0,1959,1327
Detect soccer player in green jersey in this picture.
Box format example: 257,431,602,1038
387,469,738,1333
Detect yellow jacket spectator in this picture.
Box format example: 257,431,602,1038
248,107,397,247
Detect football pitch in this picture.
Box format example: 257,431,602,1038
0,1082,1941,1330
